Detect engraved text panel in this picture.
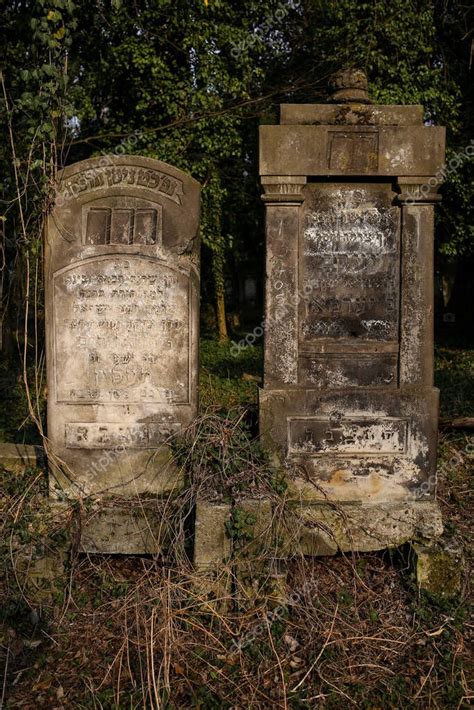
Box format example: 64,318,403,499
54,255,190,404
289,416,408,456
300,184,400,342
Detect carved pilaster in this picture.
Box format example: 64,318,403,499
261,176,306,387
396,178,442,386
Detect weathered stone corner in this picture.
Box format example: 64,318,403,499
194,500,232,568
191,496,451,603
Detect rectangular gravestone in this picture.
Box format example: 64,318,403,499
259,72,445,550
45,156,200,507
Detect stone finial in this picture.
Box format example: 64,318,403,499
329,68,372,104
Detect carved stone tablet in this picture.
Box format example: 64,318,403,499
259,75,445,547
45,156,200,498
300,183,400,343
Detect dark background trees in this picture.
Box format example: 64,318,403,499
1,0,472,347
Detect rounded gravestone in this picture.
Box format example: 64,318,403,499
45,156,200,499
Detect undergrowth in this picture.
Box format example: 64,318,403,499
0,418,472,708
0,341,472,708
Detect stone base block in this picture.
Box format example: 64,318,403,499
287,500,444,555
412,538,463,597
232,498,274,556
79,504,178,554
0,443,43,472
259,386,439,505
194,500,232,567
193,501,232,606
49,448,184,500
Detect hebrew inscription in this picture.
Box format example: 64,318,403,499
65,421,180,449
298,353,397,388
54,256,190,404
61,165,184,204
300,184,400,342
289,415,408,456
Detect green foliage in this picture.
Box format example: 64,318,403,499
439,146,474,260
1,0,75,223
0,356,45,443
173,406,270,497
225,507,257,547
199,339,262,409
435,344,474,417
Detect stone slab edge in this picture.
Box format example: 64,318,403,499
0,443,44,469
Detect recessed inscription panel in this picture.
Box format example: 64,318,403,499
299,353,397,387
53,255,190,404
300,184,400,342
328,131,379,172
65,421,181,449
289,416,408,456
83,198,162,246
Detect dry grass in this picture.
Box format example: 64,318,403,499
0,416,472,709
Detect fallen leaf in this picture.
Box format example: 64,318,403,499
23,639,42,649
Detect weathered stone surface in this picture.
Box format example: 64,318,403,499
293,501,443,555
194,500,232,568
259,125,445,177
412,539,463,596
193,501,232,607
259,72,445,551
79,506,170,554
261,387,439,503
329,68,371,104
45,156,200,499
280,104,424,126
0,443,43,471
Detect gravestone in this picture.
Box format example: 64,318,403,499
259,70,446,550
45,156,200,504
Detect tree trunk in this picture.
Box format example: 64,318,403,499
215,281,228,341
213,249,228,341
